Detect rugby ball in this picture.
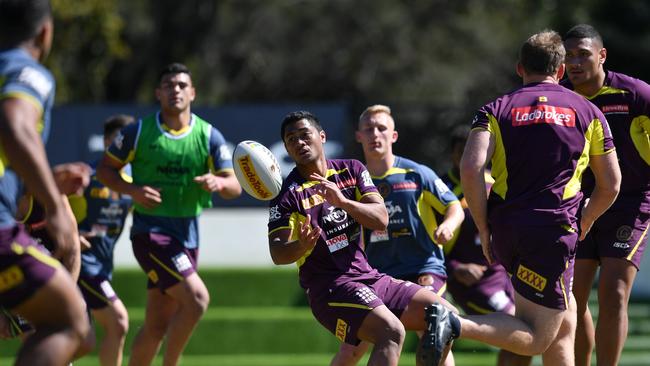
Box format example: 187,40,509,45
233,140,282,201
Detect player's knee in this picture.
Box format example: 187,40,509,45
380,319,406,346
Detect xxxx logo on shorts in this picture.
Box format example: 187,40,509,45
516,264,547,292
335,318,348,342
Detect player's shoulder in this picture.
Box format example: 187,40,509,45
328,158,366,172
607,70,650,99
396,156,436,177
0,48,54,102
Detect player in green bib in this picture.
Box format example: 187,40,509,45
97,63,241,366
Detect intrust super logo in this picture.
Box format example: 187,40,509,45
516,264,547,292
511,105,576,127
237,155,271,199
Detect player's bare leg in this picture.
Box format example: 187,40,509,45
13,266,89,366
572,258,598,366
496,304,532,366
356,305,405,366
93,298,129,366
594,258,637,366
541,294,577,366
128,288,178,366
331,341,370,366
161,273,210,366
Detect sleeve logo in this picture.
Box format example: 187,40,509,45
269,205,281,221
361,170,374,187
511,105,576,127
17,67,53,100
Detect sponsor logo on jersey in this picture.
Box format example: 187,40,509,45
335,319,348,342
391,228,412,238
369,230,389,243
335,178,357,191
17,67,53,100
100,203,125,218
326,233,349,252
434,178,451,195
385,201,403,218
237,155,272,199
377,182,392,197
156,160,190,179
147,270,159,283
516,264,547,292
602,104,629,114
511,105,576,127
392,181,418,191
91,187,111,199
613,242,630,249
361,170,374,187
616,225,633,241
302,194,325,209
323,207,348,224
0,265,24,292
218,145,232,161
269,205,281,221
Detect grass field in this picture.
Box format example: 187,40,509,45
2,268,649,365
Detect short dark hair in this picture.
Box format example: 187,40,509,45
280,111,323,141
0,0,51,48
563,24,604,48
158,63,191,83
103,114,134,138
519,30,565,76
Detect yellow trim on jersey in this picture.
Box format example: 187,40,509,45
148,253,184,281
161,123,191,135
417,191,440,246
0,91,44,115
585,86,628,100
67,194,88,223
466,301,493,315
630,115,650,166
79,279,111,305
16,196,34,224
486,116,508,200
356,190,382,202
370,167,413,180
11,243,60,268
296,168,348,192
328,302,373,310
435,282,447,296
105,149,135,165
627,224,649,261
560,261,569,309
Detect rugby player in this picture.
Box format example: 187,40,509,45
97,63,241,366
0,0,89,363
442,125,531,366
268,110,458,366
428,30,621,366
562,24,650,366
331,104,464,366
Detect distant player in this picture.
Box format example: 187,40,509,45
442,126,530,366
268,110,459,366
0,0,89,363
425,30,621,366
72,114,135,366
331,105,464,366
97,63,241,366
562,24,650,366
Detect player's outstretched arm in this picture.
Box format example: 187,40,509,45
0,98,80,278
97,155,161,209
193,170,242,199
460,128,495,264
580,150,621,240
268,214,321,265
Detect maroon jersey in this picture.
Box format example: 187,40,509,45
267,159,383,291
472,82,615,226
562,71,650,213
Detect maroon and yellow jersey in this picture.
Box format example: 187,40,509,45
472,82,615,226
267,159,383,291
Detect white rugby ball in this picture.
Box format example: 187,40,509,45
233,140,282,201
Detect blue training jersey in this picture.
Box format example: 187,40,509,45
0,48,55,229
75,162,132,278
364,156,460,278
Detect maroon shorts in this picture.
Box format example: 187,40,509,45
490,223,577,310
308,274,421,345
447,264,515,315
131,232,198,291
0,225,59,310
577,209,649,269
78,273,119,310
400,272,447,297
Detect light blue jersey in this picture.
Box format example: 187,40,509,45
364,156,459,278
0,48,55,228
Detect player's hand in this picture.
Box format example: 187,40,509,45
478,229,494,265
298,214,321,251
310,173,347,208
579,198,594,241
454,263,488,286
132,186,162,209
45,199,80,276
194,173,224,193
79,235,92,251
434,223,454,244
53,162,92,195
